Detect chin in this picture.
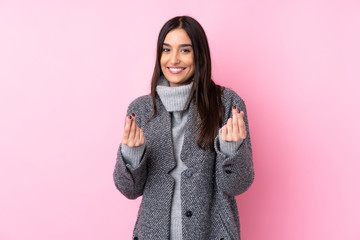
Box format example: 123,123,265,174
169,79,188,86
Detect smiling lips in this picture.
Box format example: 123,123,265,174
167,67,186,74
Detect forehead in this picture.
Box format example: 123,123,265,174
164,28,192,44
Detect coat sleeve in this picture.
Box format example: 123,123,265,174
113,98,149,199
214,90,255,196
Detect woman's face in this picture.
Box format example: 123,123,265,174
160,28,195,87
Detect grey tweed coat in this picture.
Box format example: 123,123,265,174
113,88,254,240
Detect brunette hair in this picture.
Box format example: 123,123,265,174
150,16,224,151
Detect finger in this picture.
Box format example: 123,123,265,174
122,115,132,143
237,110,243,127
232,108,239,135
238,110,244,120
238,111,247,139
221,125,227,141
232,106,238,115
135,123,141,145
227,118,233,140
128,114,136,142
139,129,145,145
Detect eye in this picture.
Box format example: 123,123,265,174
181,48,191,53
162,48,170,52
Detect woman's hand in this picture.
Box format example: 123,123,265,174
221,106,247,142
122,113,145,147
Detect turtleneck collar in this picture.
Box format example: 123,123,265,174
155,75,193,112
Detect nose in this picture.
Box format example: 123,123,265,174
170,51,180,65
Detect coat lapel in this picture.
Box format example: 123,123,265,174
148,98,177,173
180,100,213,167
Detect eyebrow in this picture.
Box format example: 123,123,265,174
163,43,193,47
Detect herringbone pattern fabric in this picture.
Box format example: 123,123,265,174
113,88,254,240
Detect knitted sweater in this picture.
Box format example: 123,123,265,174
121,76,242,239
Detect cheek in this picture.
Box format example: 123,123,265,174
189,59,195,70
160,57,164,66
188,55,195,67
189,65,195,75
189,58,195,74
160,54,167,66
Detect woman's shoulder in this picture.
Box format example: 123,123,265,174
126,94,153,115
125,94,153,126
220,86,246,107
128,94,153,108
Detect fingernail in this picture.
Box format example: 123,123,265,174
232,106,236,109
129,115,132,119
237,109,240,113
131,113,135,117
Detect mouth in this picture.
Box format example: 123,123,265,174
167,67,186,74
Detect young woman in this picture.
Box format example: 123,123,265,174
113,16,254,240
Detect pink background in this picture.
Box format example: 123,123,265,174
1,0,359,239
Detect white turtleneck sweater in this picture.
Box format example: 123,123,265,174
121,76,242,239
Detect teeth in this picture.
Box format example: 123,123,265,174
169,68,184,72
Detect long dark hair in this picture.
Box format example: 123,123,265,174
150,16,224,151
